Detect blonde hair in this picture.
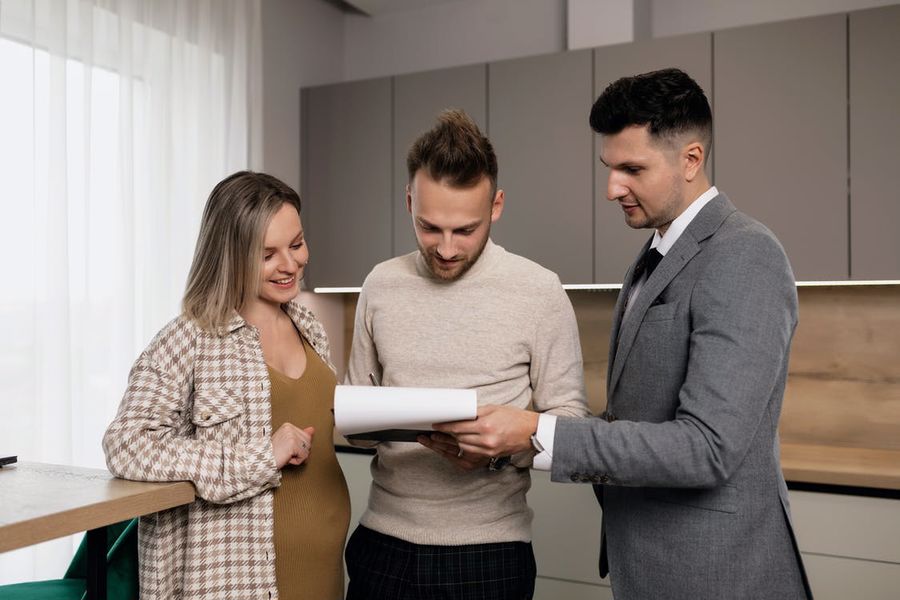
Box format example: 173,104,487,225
182,171,302,332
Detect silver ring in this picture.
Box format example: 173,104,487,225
456,447,464,458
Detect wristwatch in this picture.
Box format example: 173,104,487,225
530,433,545,454
488,455,511,471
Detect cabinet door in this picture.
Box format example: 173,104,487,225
393,65,487,257
593,33,712,283
488,50,593,284
301,78,392,288
850,5,900,280
715,15,847,281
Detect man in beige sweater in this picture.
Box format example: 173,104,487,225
343,109,589,600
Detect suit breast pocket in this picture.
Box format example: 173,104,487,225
643,301,679,323
191,387,245,443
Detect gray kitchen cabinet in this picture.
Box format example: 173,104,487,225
301,77,392,288
488,49,594,284
593,33,713,283
849,5,900,280
300,11,889,287
714,14,848,281
393,65,487,257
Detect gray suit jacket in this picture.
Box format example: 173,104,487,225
552,194,812,599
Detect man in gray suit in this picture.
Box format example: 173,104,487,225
435,68,812,599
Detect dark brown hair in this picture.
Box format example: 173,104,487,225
407,109,498,193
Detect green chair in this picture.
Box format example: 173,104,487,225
0,519,139,600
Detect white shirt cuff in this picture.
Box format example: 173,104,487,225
531,413,557,471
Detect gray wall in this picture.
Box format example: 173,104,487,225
262,0,344,191
261,0,347,375
342,0,566,80
276,0,900,85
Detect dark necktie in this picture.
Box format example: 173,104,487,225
640,247,664,278
620,246,664,324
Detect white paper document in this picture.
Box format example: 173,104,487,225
334,385,477,442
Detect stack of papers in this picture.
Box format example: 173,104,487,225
334,385,477,442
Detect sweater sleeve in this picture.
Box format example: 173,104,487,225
342,281,381,448
510,280,590,467
529,279,591,419
102,320,280,504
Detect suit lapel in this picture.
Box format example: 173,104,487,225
607,238,652,383
606,194,737,398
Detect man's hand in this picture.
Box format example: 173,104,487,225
272,423,315,469
433,405,538,458
417,433,491,471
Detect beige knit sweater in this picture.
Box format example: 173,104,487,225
347,240,590,545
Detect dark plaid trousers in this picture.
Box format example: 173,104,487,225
345,525,537,600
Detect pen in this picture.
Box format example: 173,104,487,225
368,372,380,386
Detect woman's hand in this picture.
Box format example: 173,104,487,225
272,423,315,469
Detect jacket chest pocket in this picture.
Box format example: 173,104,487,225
191,387,246,444
642,300,679,323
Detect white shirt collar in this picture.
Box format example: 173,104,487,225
651,186,718,256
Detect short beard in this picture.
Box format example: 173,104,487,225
632,174,685,231
418,230,490,283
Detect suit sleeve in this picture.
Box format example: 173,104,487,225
102,322,281,504
552,232,797,488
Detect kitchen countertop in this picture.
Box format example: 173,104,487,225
780,443,900,491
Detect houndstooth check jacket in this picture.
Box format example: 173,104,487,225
103,300,333,600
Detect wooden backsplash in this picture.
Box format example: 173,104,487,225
342,286,900,452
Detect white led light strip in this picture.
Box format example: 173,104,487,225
314,280,900,294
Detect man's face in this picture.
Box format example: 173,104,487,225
407,170,504,282
600,125,690,234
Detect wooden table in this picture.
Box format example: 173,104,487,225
0,462,194,600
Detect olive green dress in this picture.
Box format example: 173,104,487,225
269,337,351,600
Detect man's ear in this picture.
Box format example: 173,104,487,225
683,141,705,182
490,189,505,223
406,183,413,214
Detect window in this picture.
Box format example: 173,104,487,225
0,0,260,584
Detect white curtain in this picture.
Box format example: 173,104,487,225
0,0,262,584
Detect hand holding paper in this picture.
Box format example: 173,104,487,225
433,404,538,457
